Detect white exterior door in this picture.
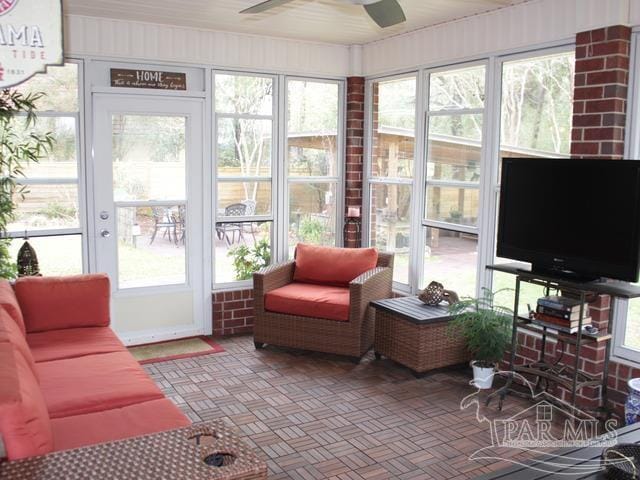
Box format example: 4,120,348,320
91,94,208,345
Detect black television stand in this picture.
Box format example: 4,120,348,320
486,262,640,417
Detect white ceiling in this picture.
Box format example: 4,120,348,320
63,0,531,45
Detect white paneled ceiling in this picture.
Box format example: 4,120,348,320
63,0,532,45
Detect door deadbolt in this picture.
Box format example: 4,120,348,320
99,211,109,220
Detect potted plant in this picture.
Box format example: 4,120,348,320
448,288,514,389
228,238,271,281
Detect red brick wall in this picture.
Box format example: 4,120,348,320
571,25,631,158
345,77,365,248
511,25,633,418
212,289,254,337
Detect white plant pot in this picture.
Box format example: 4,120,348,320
471,361,495,389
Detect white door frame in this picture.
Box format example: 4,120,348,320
91,93,210,345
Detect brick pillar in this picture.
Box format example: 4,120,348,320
571,25,631,159
345,77,365,248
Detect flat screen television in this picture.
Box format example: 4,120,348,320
497,158,640,282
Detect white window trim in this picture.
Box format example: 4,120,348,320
613,32,640,365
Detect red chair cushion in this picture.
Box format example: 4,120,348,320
51,398,190,452
265,282,350,322
15,274,111,333
36,352,164,419
0,343,53,460
0,308,36,376
293,244,378,287
0,281,25,335
27,327,126,363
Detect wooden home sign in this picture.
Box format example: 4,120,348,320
110,69,187,90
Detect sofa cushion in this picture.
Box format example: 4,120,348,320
36,352,164,419
51,398,190,452
15,274,110,333
0,280,25,335
0,308,37,376
265,282,350,322
293,244,378,287
0,343,53,460
27,327,126,363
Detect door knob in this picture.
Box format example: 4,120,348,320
100,229,111,238
99,211,109,220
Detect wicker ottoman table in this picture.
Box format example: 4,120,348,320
372,296,469,374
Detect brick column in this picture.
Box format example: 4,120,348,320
344,77,365,248
571,25,631,159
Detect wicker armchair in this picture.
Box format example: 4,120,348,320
253,251,394,360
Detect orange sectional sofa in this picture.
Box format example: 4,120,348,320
0,274,190,460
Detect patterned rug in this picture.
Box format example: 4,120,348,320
129,336,224,364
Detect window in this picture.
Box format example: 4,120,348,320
614,33,640,363
422,65,486,298
286,79,341,256
492,50,575,310
10,63,84,275
212,74,344,286
213,73,275,284
367,76,416,286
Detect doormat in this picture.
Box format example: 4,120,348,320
129,336,224,364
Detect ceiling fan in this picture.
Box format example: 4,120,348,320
240,0,406,28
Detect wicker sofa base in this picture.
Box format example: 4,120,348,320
374,309,469,374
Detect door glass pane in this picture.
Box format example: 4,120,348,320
117,206,186,288
10,184,79,231
369,183,411,284
423,227,477,298
215,74,273,115
112,115,186,201
429,65,485,111
217,182,271,216
625,296,640,350
371,77,416,178
288,182,336,254
426,185,479,226
9,235,82,276
287,80,338,177
217,118,272,177
427,115,482,182
215,221,272,283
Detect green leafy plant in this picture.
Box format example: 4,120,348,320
0,89,53,279
228,239,271,281
298,216,324,244
448,288,514,368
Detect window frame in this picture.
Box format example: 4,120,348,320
612,31,640,365
8,59,87,274
212,71,346,288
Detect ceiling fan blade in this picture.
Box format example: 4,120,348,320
363,0,406,28
240,0,295,14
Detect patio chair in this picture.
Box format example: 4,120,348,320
216,203,247,246
149,207,176,244
241,199,258,242
253,244,394,360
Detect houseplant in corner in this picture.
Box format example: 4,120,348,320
0,89,53,279
448,288,514,389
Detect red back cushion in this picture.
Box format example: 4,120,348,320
0,281,25,335
293,244,378,287
0,309,36,377
0,343,53,459
15,274,111,333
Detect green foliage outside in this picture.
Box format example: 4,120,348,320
298,217,325,245
0,90,53,279
228,239,271,281
448,288,514,368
